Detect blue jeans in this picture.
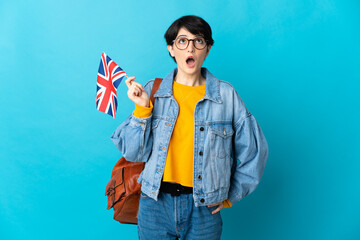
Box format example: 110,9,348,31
138,191,223,240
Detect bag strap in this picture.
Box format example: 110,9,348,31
149,78,162,105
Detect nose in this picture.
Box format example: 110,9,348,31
187,40,195,52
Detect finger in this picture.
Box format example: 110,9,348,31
132,89,140,97
125,76,136,88
207,202,221,208
211,206,222,215
132,86,142,97
133,85,142,94
132,82,145,91
132,90,140,97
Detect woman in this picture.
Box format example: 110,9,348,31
111,15,268,240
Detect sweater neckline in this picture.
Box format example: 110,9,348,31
173,80,206,88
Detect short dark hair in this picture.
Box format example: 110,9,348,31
164,15,214,62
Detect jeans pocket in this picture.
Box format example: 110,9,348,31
140,192,150,199
140,192,151,199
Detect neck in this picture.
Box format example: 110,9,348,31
174,68,205,86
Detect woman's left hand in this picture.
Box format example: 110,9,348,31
207,201,224,214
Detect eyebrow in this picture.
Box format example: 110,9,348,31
176,34,204,38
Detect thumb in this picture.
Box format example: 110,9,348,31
125,76,136,88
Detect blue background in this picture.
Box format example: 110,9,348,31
1,0,359,239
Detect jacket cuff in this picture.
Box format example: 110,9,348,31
228,187,244,206
129,111,152,130
133,100,153,119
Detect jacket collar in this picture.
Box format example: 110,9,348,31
154,67,222,103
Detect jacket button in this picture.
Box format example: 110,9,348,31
198,175,202,180
200,198,205,203
200,127,204,131
199,151,203,156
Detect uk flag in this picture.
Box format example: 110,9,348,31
96,52,126,118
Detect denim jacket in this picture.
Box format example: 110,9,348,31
111,68,268,207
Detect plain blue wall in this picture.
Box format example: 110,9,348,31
1,0,359,239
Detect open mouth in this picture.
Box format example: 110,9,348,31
186,56,195,68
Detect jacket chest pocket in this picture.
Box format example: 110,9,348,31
210,125,234,159
207,124,235,190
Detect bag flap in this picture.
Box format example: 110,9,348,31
105,168,126,209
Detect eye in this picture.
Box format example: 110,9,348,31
195,38,204,44
178,38,187,44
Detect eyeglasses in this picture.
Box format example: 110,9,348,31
172,36,207,50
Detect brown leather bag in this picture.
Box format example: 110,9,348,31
105,78,162,224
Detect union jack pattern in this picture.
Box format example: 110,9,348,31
96,52,126,118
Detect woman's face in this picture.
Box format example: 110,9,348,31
167,27,211,76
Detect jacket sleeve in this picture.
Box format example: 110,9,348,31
110,79,155,162
227,90,269,206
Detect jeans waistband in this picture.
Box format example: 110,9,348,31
160,181,193,196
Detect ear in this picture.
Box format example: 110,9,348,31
205,45,212,58
167,45,175,57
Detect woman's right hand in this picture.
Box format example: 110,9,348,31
125,76,150,107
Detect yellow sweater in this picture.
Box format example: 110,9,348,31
133,80,232,208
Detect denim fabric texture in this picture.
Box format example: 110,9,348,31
138,191,222,240
111,67,269,207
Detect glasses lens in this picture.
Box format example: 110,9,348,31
194,38,206,49
176,37,188,50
